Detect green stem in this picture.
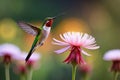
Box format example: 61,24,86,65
5,64,10,80
20,74,26,80
114,72,119,80
72,65,77,80
84,74,89,80
27,68,33,80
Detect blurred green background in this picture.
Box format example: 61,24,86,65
0,0,120,80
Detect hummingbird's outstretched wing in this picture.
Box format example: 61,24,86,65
18,21,41,36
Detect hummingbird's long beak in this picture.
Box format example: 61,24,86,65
52,12,65,19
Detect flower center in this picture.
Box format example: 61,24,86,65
3,54,11,64
26,60,35,68
18,65,27,74
111,60,120,72
64,46,85,65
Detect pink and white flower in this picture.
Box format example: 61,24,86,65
14,65,27,75
53,32,99,64
0,43,21,64
14,52,40,76
17,52,41,68
103,49,120,72
103,49,120,61
79,64,92,74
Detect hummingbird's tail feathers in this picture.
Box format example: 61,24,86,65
25,47,36,62
26,41,43,62
25,35,39,62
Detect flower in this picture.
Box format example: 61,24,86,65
14,65,27,75
0,43,21,64
79,64,92,74
17,52,41,68
78,64,92,80
52,32,99,65
103,49,120,72
103,49,120,61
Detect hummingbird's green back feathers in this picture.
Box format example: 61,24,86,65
18,21,41,36
25,33,40,61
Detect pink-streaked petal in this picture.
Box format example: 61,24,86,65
79,54,86,64
63,51,73,63
54,46,71,54
76,52,80,64
81,50,91,56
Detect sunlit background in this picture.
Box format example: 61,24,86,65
0,0,120,80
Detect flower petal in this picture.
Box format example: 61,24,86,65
81,50,91,56
54,46,71,54
52,38,69,46
53,38,64,43
52,42,69,46
60,34,67,42
85,46,100,50
0,43,21,57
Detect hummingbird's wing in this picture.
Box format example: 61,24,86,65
18,21,41,36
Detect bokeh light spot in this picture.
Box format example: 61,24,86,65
0,18,17,40
53,18,91,36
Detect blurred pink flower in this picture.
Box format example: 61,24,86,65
18,52,41,68
103,49,120,61
103,49,120,72
79,64,92,74
13,52,41,80
53,32,99,64
14,65,27,75
0,43,21,64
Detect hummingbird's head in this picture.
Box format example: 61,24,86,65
45,17,55,27
44,13,65,27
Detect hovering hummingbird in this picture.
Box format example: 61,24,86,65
18,14,64,62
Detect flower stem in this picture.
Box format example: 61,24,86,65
72,64,77,80
5,64,10,80
27,68,33,80
114,72,119,80
85,74,89,80
20,75,26,80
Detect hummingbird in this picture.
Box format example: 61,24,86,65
17,15,63,62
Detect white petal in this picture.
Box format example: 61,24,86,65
53,32,99,52
52,42,69,46
85,46,100,50
54,46,71,54
60,34,67,42
81,50,91,56
53,38,68,44
0,43,21,56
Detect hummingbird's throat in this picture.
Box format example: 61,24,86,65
45,19,53,27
